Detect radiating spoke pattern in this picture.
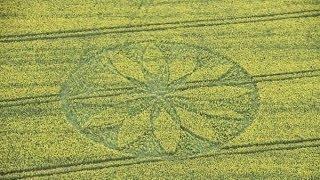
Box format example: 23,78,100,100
61,41,260,157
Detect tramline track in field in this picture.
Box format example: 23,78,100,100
1,137,319,179
0,9,319,43
1,68,319,108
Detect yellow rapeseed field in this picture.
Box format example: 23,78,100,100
1,0,319,179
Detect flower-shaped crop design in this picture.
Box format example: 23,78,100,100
62,41,260,157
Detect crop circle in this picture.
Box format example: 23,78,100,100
61,41,260,157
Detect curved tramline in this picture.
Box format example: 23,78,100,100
61,41,260,157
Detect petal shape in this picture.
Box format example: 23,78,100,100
177,107,217,141
111,52,145,82
187,64,233,82
117,111,150,148
143,43,165,62
169,58,196,82
143,59,168,78
142,44,169,79
153,110,180,153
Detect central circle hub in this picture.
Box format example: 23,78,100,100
146,79,169,97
